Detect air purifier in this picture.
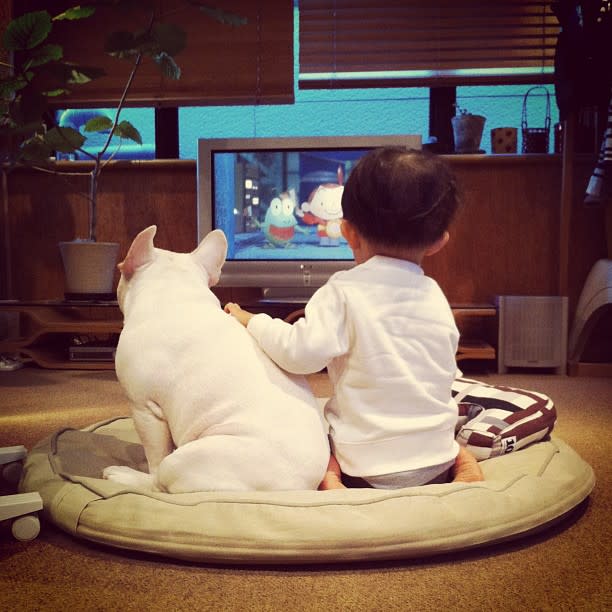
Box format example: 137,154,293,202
497,295,568,374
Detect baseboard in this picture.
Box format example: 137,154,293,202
567,361,612,377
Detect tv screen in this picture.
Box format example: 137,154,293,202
197,135,421,299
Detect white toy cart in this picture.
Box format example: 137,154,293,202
0,446,43,541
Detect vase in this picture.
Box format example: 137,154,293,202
451,114,486,153
59,240,119,301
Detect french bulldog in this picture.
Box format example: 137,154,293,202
103,226,329,492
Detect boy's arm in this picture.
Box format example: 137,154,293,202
225,284,349,375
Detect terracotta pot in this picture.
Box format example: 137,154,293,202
59,240,119,301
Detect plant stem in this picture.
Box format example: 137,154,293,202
87,51,143,242
89,167,97,241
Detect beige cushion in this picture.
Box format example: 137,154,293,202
20,417,595,564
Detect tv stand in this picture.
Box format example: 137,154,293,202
0,301,122,370
0,300,496,369
260,287,314,303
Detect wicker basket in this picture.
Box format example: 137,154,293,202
521,86,551,153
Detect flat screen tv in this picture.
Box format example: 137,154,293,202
197,135,422,301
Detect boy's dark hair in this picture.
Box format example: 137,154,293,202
341,147,460,249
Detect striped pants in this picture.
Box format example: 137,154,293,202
452,378,557,461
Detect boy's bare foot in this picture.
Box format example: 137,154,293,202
452,446,484,483
318,448,483,489
318,454,346,490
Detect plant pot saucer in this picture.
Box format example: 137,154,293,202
64,292,117,302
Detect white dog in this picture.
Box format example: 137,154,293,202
103,226,329,492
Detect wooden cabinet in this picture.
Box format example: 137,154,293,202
0,301,122,370
0,301,496,370
452,305,497,363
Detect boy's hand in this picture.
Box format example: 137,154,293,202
224,302,254,327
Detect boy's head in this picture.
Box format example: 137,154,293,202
341,147,459,251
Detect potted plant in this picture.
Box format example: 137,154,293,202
1,2,244,299
451,104,486,154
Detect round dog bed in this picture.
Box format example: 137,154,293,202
20,417,594,564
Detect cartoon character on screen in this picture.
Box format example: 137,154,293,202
258,189,304,248
297,166,344,246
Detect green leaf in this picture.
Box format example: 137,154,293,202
113,120,142,144
43,126,86,152
43,88,70,97
37,62,105,90
2,119,44,137
20,135,54,162
53,6,96,21
3,11,52,51
67,64,106,85
28,64,71,98
0,76,28,98
14,90,47,124
84,115,113,133
104,30,139,57
155,53,181,80
105,23,186,62
198,6,248,27
152,22,186,56
27,43,63,68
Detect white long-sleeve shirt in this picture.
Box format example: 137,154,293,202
247,255,460,478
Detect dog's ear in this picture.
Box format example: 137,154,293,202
119,225,157,280
192,229,227,287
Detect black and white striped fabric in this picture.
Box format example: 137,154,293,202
585,88,612,205
452,377,557,461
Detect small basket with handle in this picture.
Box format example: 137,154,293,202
521,86,551,153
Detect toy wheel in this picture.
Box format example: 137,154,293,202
12,514,40,542
2,461,23,485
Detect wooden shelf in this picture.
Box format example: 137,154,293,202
0,300,497,370
456,340,496,362
452,304,496,363
0,301,122,370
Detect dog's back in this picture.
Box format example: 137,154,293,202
111,226,329,492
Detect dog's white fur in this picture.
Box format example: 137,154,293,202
103,226,329,492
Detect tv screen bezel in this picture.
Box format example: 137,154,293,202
197,135,422,298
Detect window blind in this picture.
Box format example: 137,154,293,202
14,0,293,107
299,0,560,88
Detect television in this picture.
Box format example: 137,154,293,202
197,135,422,301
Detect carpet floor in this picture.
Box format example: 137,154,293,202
0,366,610,611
